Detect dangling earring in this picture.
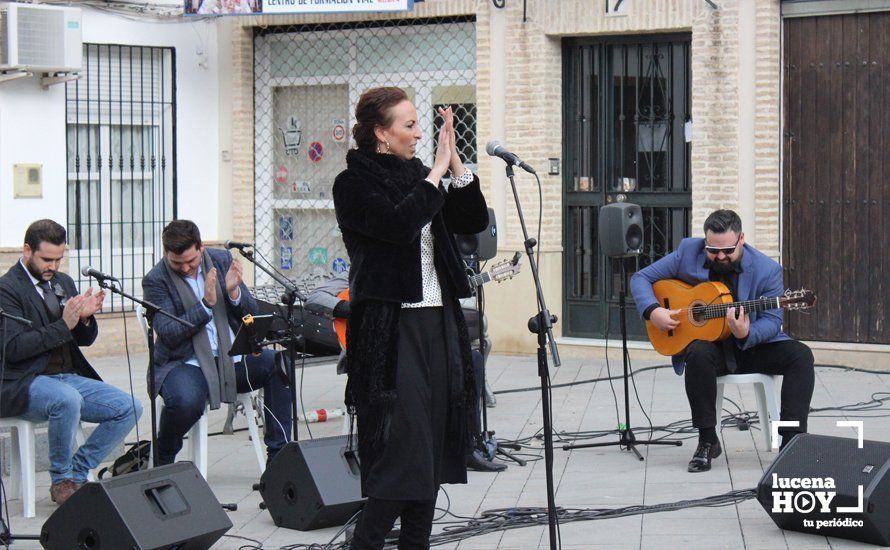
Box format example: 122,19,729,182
385,141,392,153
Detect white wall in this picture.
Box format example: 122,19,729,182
0,76,67,247
0,7,222,247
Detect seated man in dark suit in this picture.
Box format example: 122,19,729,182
142,220,292,466
0,219,142,505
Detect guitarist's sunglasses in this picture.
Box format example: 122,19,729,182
704,235,741,256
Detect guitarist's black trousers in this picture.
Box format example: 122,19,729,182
684,339,815,441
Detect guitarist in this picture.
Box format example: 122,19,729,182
630,209,814,473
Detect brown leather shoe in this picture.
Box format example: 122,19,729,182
49,479,80,505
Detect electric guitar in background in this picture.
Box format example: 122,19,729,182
333,253,523,350
645,279,816,356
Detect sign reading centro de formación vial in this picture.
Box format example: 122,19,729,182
183,0,413,16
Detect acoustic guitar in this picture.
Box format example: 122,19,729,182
333,253,523,349
645,279,816,356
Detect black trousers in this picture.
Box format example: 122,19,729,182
364,307,463,500
351,497,437,550
684,339,814,435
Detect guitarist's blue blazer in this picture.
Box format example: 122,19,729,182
629,237,791,374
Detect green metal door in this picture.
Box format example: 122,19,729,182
563,35,692,340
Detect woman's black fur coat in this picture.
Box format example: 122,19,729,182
332,148,489,493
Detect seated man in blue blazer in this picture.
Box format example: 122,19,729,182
142,220,292,466
630,210,814,472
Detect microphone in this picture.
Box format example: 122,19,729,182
80,266,120,283
485,140,536,174
224,240,253,251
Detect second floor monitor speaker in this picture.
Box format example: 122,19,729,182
40,462,232,550
259,435,365,531
598,202,643,257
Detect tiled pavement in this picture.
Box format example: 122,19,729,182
4,349,889,549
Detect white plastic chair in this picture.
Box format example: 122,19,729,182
0,419,89,518
716,373,781,449
149,398,209,476
135,306,266,477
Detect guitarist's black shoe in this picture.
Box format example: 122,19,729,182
687,441,722,473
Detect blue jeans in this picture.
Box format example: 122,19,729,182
156,349,292,465
22,374,143,485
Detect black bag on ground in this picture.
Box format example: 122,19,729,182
98,440,150,479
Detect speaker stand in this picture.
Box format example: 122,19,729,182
562,258,682,458
469,259,524,468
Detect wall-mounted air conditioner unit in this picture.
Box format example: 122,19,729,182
0,2,82,73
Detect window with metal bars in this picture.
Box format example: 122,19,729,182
253,17,477,292
65,44,176,311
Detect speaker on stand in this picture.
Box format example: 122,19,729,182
563,201,682,458
597,201,644,258
454,207,498,262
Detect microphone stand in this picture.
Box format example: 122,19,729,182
0,313,37,545
236,248,307,442
91,277,194,467
503,163,561,550
0,308,32,327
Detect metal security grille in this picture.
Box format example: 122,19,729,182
563,35,691,339
253,17,477,291
65,44,176,311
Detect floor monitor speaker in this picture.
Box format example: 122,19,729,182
757,433,890,546
40,462,232,550
259,435,365,531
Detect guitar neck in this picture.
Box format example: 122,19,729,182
701,297,782,320
470,271,492,288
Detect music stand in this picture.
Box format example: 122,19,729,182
229,314,276,358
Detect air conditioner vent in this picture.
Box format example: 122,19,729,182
0,2,82,73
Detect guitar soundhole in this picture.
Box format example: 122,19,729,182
688,302,708,326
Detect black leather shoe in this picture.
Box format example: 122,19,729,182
466,450,507,472
687,440,722,473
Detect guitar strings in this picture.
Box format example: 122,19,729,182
666,288,812,320
670,295,783,320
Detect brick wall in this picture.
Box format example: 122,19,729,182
754,0,782,257
231,24,256,284
690,1,741,232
